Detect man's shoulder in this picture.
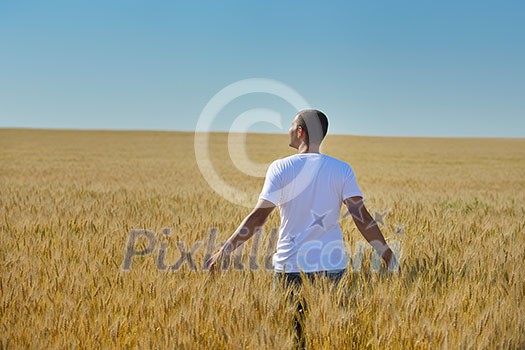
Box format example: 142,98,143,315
271,153,349,165
321,153,346,164
266,156,290,176
320,154,353,171
270,154,352,173
270,154,299,167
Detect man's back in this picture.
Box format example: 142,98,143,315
259,153,362,272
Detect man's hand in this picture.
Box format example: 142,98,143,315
381,247,400,272
205,249,224,274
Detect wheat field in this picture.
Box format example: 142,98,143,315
1,128,524,349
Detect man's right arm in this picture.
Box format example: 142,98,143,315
343,196,399,271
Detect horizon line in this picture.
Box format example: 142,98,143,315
1,126,524,140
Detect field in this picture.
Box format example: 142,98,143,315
1,128,524,349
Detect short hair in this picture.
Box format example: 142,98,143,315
296,109,329,145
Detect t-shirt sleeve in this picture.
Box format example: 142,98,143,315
342,164,363,201
258,161,282,206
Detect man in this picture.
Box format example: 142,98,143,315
205,109,398,346
206,109,398,273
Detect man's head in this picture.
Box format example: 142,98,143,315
289,109,329,150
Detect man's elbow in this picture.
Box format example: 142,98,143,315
352,215,369,231
251,215,268,228
350,207,373,230
248,210,270,227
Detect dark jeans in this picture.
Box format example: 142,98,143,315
274,268,346,289
273,269,346,349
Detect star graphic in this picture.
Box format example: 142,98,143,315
365,210,389,230
373,210,388,226
394,224,406,235
340,197,368,223
310,210,330,230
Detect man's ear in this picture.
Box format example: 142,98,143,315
297,126,305,139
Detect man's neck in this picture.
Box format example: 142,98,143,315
297,143,320,154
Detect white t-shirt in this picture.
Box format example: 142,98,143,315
259,153,363,273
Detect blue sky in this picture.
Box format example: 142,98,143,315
1,0,524,137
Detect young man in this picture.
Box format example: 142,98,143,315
205,109,399,347
205,109,398,274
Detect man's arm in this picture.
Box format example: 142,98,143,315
205,199,276,272
344,196,399,271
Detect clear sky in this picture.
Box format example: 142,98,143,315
1,0,524,137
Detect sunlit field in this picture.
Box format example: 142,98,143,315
1,129,524,349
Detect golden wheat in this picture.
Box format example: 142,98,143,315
1,129,524,349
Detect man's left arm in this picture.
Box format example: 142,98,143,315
344,196,399,271
205,199,276,272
